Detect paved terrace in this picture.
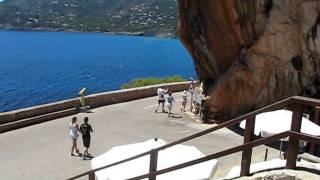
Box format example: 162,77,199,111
0,92,279,180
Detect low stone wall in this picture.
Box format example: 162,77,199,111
0,81,192,125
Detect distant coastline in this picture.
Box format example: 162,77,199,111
0,26,177,39
0,0,178,39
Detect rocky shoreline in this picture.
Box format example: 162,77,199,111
0,25,176,38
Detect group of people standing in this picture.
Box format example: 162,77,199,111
69,116,93,160
155,87,188,117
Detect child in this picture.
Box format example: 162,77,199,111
166,92,175,117
181,90,187,112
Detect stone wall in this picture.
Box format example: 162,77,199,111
0,82,192,125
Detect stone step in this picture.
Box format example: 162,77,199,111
0,108,77,134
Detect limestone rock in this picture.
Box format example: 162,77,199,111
237,169,319,180
177,0,320,118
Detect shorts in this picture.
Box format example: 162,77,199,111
182,101,187,106
158,99,165,104
166,103,173,110
70,134,78,140
82,137,91,148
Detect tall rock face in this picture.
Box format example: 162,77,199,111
177,0,320,118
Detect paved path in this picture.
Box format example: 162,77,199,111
0,92,279,179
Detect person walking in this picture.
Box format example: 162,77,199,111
166,92,175,117
181,90,188,112
155,87,168,113
69,117,82,157
80,117,93,160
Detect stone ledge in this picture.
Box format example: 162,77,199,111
0,108,77,134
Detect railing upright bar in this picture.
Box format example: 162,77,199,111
149,150,158,180
240,115,255,176
309,106,320,154
286,103,303,169
88,172,95,180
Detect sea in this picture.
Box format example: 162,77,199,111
0,30,196,112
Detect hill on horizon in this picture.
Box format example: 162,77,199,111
0,0,178,37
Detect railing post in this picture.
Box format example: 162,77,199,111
240,116,255,176
149,150,158,180
88,171,95,180
286,103,303,169
309,106,320,154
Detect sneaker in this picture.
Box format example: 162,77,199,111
88,153,94,158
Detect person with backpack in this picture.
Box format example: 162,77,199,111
80,117,93,160
166,92,175,117
155,87,168,113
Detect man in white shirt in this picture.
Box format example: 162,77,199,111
155,87,168,113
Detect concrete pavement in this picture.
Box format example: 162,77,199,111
0,92,279,179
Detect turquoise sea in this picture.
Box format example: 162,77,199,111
0,31,196,112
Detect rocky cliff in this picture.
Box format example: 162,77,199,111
177,0,320,118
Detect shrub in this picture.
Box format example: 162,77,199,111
121,75,186,89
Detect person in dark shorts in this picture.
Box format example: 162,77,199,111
80,117,93,160
155,87,168,113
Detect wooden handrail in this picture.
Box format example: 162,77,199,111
126,131,291,180
293,96,320,107
67,96,320,180
290,131,320,144
128,131,320,180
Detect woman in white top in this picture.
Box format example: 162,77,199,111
69,117,81,156
181,90,188,112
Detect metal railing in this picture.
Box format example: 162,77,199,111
67,96,320,180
